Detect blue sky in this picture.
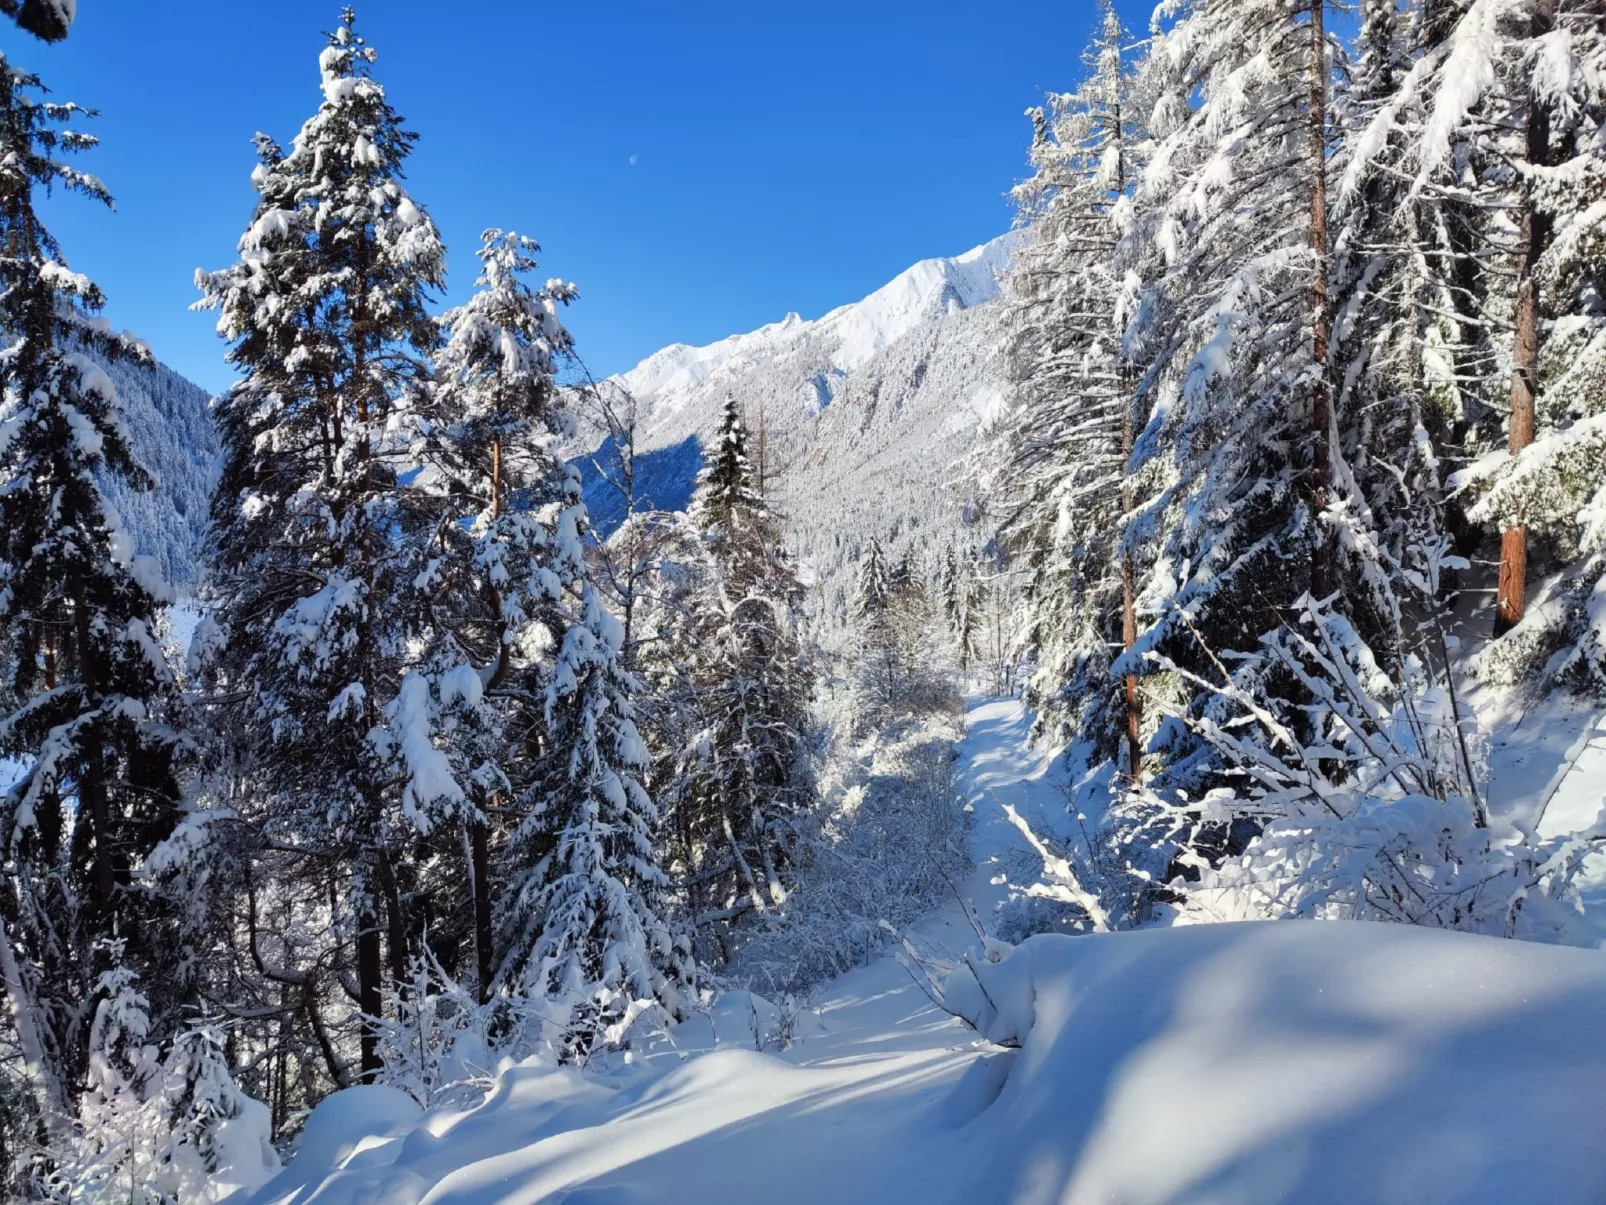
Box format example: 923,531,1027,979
24,1,1146,394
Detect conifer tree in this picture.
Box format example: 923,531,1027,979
672,398,813,937
426,229,578,1001
853,535,900,706
938,545,961,634
1117,0,1352,786
0,51,184,1151
1,0,72,41
957,548,982,677
1451,1,1606,685
1324,0,1451,656
195,7,447,1080
998,0,1144,770
494,587,692,1052
424,239,687,1052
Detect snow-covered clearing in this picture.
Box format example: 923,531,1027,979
237,699,1606,1205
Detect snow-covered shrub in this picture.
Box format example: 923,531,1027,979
374,953,686,1105
46,957,276,1204
723,715,970,996
374,959,506,1110
992,794,1115,943
1139,597,1597,943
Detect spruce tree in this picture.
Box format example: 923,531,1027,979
853,535,900,707
195,7,447,1080
1118,0,1351,785
672,398,813,939
1451,2,1606,686
0,0,72,41
0,52,183,1154
427,228,578,1001
494,585,691,1055
998,0,1144,770
1324,0,1452,656
425,238,688,1052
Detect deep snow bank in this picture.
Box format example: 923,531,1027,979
944,921,1606,1203
236,919,1606,1205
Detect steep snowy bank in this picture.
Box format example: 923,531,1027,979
235,700,1606,1205
947,923,1606,1204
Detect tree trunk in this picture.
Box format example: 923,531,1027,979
469,816,494,1002
71,579,116,925
473,430,505,1002
1113,96,1141,780
487,434,513,689
1307,0,1334,599
1495,0,1555,636
376,846,409,996
0,918,67,1139
357,897,384,1081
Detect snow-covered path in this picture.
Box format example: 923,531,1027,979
241,698,1052,1205
240,697,1606,1205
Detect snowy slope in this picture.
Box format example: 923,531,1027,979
90,346,219,590
586,236,1014,637
232,698,1606,1205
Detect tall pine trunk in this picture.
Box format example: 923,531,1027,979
357,893,383,1080
1494,0,1555,636
1114,100,1142,780
1307,0,1333,599
472,431,503,1001
469,818,494,1002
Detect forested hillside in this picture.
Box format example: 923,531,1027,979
86,347,217,590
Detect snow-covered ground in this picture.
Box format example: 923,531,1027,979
235,699,1606,1205
1472,684,1606,940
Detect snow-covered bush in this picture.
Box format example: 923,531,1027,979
725,714,970,996
373,959,504,1111
45,958,276,1204
1137,597,1598,943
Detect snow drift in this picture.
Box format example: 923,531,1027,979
233,919,1606,1205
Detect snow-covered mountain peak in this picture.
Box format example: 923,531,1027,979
814,233,1014,372
611,232,1014,424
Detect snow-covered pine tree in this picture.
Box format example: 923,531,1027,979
1369,0,1569,636
493,585,692,1057
611,507,706,922
1323,0,1455,660
1451,1,1606,688
1352,0,1521,547
937,544,960,634
852,534,900,710
957,544,983,676
424,240,688,1056
997,0,1144,772
426,228,577,1001
1100,0,1605,929
50,950,277,1203
672,397,813,945
0,53,185,1162
0,0,73,41
1117,0,1346,788
195,7,447,1081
